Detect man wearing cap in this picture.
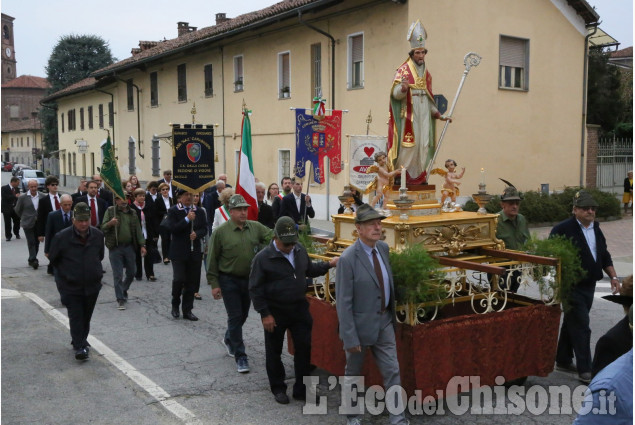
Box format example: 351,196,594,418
207,194,272,373
389,20,452,185
336,204,408,425
249,216,338,404
550,190,620,384
495,184,530,292
48,202,105,361
102,197,146,311
166,189,207,321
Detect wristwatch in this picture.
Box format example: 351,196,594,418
611,277,619,281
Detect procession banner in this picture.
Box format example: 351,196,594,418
349,135,387,193
294,109,342,184
100,136,126,200
235,110,258,221
171,124,216,193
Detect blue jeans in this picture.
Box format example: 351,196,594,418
218,273,251,360
109,245,136,301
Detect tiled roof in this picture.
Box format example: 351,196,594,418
41,77,97,103
2,75,50,89
1,118,42,133
611,46,633,59
92,0,327,77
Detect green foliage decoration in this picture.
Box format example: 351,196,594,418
522,235,586,311
389,244,445,305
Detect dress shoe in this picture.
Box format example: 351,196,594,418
6,237,11,242
15,234,20,239
555,362,577,373
163,258,170,265
171,308,180,318
75,347,89,360
194,293,202,300
274,392,290,404
183,312,199,321
30,260,39,270
578,372,592,384
147,276,157,282
135,276,142,281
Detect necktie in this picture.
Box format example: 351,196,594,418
371,249,386,312
90,198,97,226
63,213,69,226
54,195,60,210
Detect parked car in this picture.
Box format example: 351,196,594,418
11,164,29,176
2,162,14,172
18,169,46,192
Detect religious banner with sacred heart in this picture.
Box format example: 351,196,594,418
294,109,342,184
349,135,387,193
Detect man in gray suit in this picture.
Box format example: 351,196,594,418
14,179,47,269
335,204,408,425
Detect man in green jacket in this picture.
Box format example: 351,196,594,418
495,184,529,292
207,194,272,374
102,197,146,310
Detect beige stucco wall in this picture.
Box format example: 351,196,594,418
54,0,587,219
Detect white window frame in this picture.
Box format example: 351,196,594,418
233,55,244,92
347,32,364,89
234,149,240,178
311,43,322,98
499,35,529,91
278,149,291,183
278,51,291,99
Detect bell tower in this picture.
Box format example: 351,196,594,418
2,13,17,84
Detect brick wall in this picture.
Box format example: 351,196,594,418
586,124,600,188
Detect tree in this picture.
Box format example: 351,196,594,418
586,49,630,137
40,35,116,152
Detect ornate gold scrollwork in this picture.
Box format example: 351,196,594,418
394,223,410,246
416,224,484,257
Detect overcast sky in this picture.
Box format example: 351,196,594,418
2,0,632,78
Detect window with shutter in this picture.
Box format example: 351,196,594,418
204,64,213,97
177,64,187,102
311,43,322,98
348,33,364,89
278,52,290,98
234,56,244,92
499,36,529,90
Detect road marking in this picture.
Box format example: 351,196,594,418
15,290,205,425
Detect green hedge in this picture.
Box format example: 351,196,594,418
463,187,621,223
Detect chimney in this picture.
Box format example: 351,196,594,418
131,48,142,56
216,13,230,25
177,21,197,37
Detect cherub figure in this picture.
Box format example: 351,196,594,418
431,159,465,205
366,151,404,208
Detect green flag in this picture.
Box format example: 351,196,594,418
100,136,126,201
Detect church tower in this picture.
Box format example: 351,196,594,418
2,13,17,84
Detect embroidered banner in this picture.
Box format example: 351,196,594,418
349,135,388,193
172,124,216,193
294,109,342,184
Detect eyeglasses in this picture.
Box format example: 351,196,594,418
579,206,597,212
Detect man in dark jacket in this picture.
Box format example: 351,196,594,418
1,176,21,241
48,202,105,361
44,194,73,258
256,182,274,229
550,190,620,384
279,177,314,227
167,189,207,321
249,216,337,404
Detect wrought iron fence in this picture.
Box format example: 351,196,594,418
597,137,633,193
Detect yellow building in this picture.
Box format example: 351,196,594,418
43,0,599,219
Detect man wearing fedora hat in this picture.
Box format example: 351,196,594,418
207,194,272,374
550,190,621,384
249,216,338,404
336,204,408,425
48,202,105,361
495,183,530,292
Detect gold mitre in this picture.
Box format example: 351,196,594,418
407,20,427,50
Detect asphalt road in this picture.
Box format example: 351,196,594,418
1,171,631,424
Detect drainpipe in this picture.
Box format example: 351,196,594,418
298,10,336,218
580,24,598,187
111,74,144,159
221,46,226,174
95,88,116,149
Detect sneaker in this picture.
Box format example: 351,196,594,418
117,300,126,310
222,338,235,358
236,357,250,373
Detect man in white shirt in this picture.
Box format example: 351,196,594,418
76,180,108,227
37,176,63,274
14,179,47,269
278,177,314,228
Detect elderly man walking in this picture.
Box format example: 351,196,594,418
207,194,272,373
48,203,105,361
336,204,408,425
551,190,620,384
14,179,46,269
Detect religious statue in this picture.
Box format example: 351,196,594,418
366,151,404,208
387,20,452,185
431,159,465,208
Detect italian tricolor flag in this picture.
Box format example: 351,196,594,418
235,110,258,221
